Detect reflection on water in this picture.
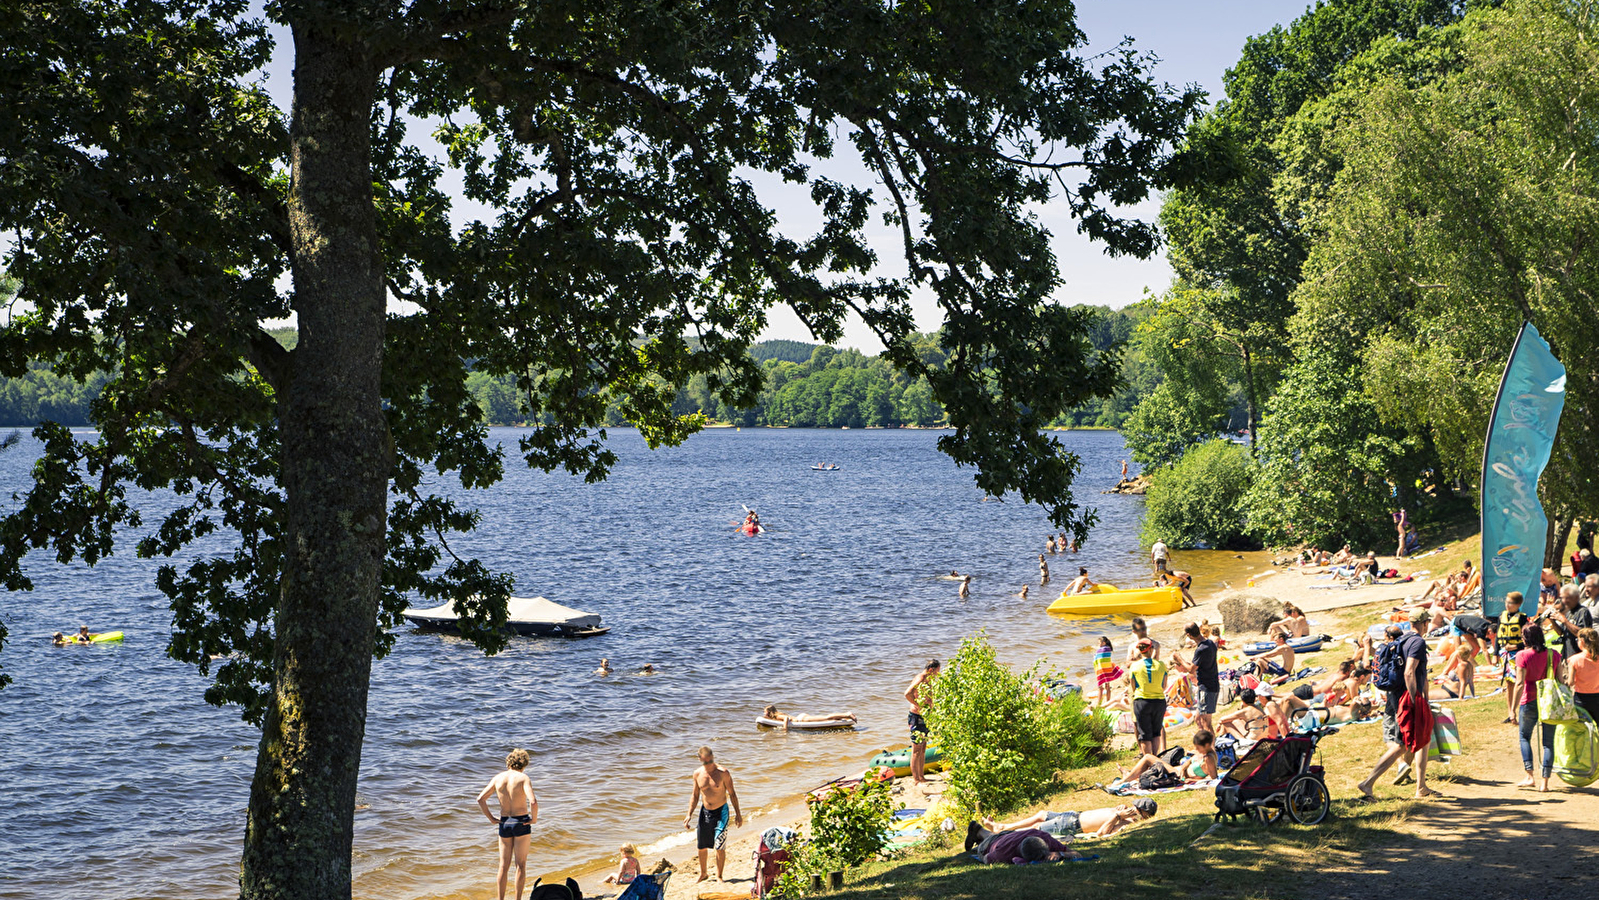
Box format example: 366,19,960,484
0,428,1257,900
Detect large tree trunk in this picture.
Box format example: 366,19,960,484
241,24,387,900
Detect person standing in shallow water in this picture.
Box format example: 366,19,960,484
959,574,972,599
1038,554,1050,585
477,748,537,900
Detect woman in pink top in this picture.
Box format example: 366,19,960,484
1569,627,1599,725
1513,624,1564,791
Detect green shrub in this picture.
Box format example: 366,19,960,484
1139,438,1257,549
808,775,896,866
925,631,1110,820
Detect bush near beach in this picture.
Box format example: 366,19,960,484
928,631,1111,821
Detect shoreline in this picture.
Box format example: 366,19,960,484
556,535,1476,899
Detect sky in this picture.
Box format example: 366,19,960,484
257,1,1307,349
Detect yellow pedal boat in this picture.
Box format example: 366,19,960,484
1047,584,1183,617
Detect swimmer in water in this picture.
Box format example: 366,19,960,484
52,631,67,646
639,663,658,675
1017,584,1030,600
1038,555,1050,585
74,625,93,644
959,575,972,599
595,658,613,675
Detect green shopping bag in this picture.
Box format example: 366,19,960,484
1537,650,1580,725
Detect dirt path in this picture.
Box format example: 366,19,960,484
1304,720,1599,899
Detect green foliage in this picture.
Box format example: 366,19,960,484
1140,439,1256,550
808,776,897,868
927,632,1109,820
1122,382,1228,470
1242,336,1425,549
750,340,820,364
1279,0,1599,520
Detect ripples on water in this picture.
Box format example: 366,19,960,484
0,428,1172,900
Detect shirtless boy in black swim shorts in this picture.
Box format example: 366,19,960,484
478,748,538,900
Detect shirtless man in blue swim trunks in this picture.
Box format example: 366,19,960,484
683,746,742,882
477,748,538,900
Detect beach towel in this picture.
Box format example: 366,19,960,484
1103,777,1219,797
1397,691,1434,754
1094,647,1123,688
1428,704,1462,761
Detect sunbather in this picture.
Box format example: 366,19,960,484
761,705,856,730
968,798,1156,848
973,830,1082,864
1217,689,1271,741
1267,604,1310,639
1112,730,1218,787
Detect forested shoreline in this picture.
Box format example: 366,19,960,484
1129,0,1597,557
0,308,1160,431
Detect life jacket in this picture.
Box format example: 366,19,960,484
1499,609,1525,653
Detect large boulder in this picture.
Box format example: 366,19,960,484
1220,594,1286,636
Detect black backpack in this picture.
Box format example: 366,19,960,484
1373,639,1406,692
528,878,583,900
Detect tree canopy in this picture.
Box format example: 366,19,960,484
0,2,1199,896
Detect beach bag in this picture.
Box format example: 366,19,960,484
1217,676,1239,706
1427,704,1462,762
1139,767,1184,790
1373,641,1405,693
1537,651,1581,725
528,878,583,900
1554,711,1599,788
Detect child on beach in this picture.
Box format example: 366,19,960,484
1094,637,1124,706
604,843,640,886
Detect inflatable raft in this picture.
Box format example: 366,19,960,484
1241,634,1328,656
1047,584,1183,617
867,746,947,777
756,716,856,730
62,631,123,644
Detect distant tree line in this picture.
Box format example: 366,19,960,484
0,311,1159,431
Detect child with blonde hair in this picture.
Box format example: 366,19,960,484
604,843,641,886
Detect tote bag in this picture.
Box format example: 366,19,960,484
1537,650,1581,725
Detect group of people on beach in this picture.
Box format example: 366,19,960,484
478,743,746,900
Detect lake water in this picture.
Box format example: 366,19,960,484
0,427,1235,900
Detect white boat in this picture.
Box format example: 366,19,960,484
810,464,840,471
402,596,611,638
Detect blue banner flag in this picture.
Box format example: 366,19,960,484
1481,322,1566,617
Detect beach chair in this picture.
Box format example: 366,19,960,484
1214,727,1333,826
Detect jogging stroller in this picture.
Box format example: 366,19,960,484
1214,727,1333,825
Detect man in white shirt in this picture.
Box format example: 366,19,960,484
1151,539,1170,575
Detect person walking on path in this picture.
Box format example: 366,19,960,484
683,746,743,882
1512,624,1565,792
1127,638,1168,756
477,748,538,900
1356,615,1436,800
905,660,941,786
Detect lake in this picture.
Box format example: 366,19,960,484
0,427,1219,900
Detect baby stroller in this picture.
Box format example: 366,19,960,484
1214,726,1333,825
